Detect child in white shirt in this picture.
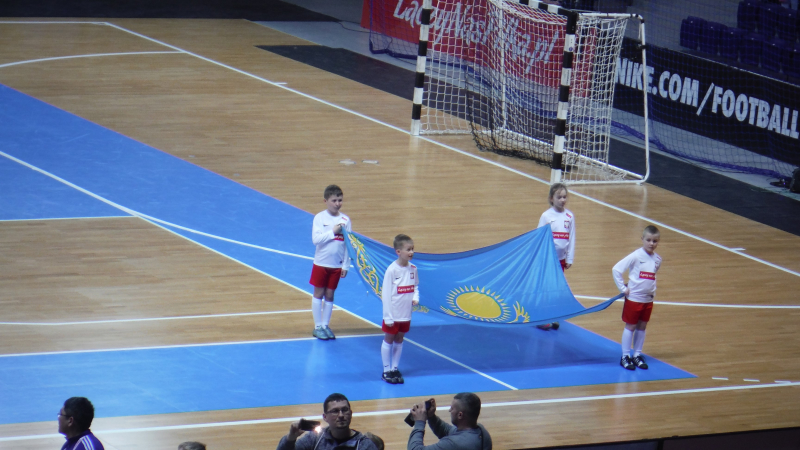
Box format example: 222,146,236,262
613,225,662,370
536,182,576,330
380,234,419,384
309,185,351,340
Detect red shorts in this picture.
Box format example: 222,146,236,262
622,299,653,325
309,264,342,290
382,320,411,334
560,259,567,271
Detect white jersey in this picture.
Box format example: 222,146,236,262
381,261,419,323
311,210,352,269
538,207,576,264
612,247,662,303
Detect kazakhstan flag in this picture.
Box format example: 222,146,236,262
345,227,620,327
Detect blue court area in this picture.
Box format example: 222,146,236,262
0,84,694,425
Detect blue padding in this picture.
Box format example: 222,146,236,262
737,0,759,32
777,8,798,42
758,2,779,39
0,84,694,425
700,21,727,55
764,37,788,72
721,28,746,61
742,32,765,65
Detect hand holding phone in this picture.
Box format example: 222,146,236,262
404,400,433,426
298,419,320,432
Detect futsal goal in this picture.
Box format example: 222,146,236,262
406,0,650,184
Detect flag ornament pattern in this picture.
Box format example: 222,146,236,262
345,227,620,327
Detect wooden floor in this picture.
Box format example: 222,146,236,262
1,18,799,450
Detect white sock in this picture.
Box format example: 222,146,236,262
311,297,322,328
621,328,634,357
321,301,334,327
381,341,392,373
633,330,647,356
391,342,403,370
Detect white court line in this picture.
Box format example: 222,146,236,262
712,377,728,381
0,155,431,366
0,21,791,444
0,334,381,358
92,22,800,280
138,214,518,390
1,381,798,442
0,21,106,24
0,51,183,69
0,20,792,391
336,306,518,390
574,295,800,309
0,309,311,326
2,20,799,278
0,150,313,261
0,215,132,222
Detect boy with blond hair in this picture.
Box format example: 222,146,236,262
381,234,419,384
309,185,351,340
613,225,662,370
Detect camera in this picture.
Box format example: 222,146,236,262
404,400,433,427
298,419,320,432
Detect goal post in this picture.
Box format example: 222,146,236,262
409,0,650,184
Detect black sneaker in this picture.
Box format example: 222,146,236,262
536,323,553,330
632,354,649,370
620,355,635,370
382,371,397,384
551,322,560,330
392,369,405,384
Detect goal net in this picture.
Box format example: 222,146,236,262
406,0,649,184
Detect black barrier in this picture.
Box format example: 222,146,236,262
614,38,800,170
532,425,800,450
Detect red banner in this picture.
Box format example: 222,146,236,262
364,0,600,92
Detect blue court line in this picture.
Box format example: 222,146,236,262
0,83,694,425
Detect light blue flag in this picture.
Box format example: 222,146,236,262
345,227,621,327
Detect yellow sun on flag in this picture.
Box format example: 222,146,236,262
443,286,512,322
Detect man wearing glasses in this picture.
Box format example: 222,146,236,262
58,397,105,450
277,393,378,450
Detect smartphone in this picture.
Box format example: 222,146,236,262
298,419,320,431
404,400,433,427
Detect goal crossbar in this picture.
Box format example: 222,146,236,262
410,0,650,185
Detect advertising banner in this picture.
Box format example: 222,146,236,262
363,0,569,88
614,38,800,167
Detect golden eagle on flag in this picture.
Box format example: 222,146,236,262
345,227,620,326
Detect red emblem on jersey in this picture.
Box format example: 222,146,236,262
553,232,570,240
563,220,571,230
397,285,415,294
411,272,415,279
334,234,344,241
639,271,656,280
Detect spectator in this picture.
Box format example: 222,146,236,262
178,442,207,450
277,393,378,450
58,397,104,450
364,432,384,450
408,393,492,450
